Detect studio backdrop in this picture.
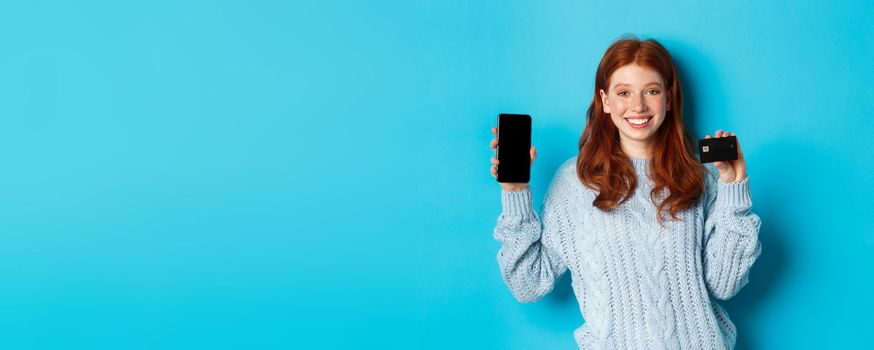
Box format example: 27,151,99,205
0,0,872,349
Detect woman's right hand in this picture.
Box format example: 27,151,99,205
490,126,536,192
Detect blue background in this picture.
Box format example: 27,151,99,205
1,0,872,349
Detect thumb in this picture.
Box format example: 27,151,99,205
713,160,730,172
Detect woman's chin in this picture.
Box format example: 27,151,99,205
620,129,656,142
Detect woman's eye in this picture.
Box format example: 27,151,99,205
617,90,660,96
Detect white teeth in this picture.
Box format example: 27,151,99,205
628,118,650,125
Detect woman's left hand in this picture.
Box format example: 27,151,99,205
705,130,747,183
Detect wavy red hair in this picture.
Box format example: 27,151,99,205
577,36,705,226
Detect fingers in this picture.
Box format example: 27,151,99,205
706,133,733,138
711,129,736,138
490,143,500,176
490,127,498,151
490,126,498,178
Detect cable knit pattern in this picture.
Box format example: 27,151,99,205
493,156,761,350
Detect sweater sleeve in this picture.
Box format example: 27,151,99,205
701,167,762,300
493,168,571,303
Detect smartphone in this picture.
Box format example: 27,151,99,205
496,113,532,183
698,136,738,163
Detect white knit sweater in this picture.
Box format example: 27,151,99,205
494,156,761,349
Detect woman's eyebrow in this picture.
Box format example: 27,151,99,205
613,82,663,88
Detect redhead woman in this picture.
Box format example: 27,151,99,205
488,37,761,349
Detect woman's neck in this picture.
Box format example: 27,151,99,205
620,137,654,159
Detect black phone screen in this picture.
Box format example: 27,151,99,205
496,113,531,183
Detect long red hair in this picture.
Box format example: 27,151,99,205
577,36,705,226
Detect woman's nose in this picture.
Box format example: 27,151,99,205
631,94,647,112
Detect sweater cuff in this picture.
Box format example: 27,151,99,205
501,187,535,218
715,176,752,209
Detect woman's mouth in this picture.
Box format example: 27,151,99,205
625,116,652,129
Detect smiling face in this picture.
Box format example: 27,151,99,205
599,63,670,157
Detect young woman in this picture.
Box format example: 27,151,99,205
487,37,761,349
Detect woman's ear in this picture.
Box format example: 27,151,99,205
599,89,611,114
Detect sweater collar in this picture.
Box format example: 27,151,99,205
630,157,652,178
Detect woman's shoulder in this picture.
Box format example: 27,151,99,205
557,155,578,177
550,155,580,187
551,155,598,198
543,156,577,192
